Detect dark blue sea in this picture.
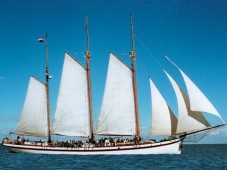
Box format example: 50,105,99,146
0,144,226,169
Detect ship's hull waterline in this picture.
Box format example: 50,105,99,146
3,138,183,155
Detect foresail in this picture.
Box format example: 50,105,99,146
16,77,48,137
96,53,136,136
149,78,177,136
179,69,224,121
165,55,224,123
52,53,90,137
164,70,210,134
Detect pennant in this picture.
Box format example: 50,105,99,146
37,36,44,42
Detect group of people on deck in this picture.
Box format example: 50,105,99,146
52,137,142,148
2,135,159,147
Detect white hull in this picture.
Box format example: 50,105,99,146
3,138,183,155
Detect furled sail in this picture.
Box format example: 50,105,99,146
52,53,90,137
16,76,48,137
96,53,136,136
149,78,177,136
165,56,224,123
164,70,210,134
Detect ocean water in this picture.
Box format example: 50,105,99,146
0,144,226,169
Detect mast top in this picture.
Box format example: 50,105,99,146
85,15,90,58
130,13,135,57
45,32,49,68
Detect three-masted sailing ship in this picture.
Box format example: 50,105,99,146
2,15,225,154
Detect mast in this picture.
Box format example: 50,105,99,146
130,13,140,138
85,16,94,141
45,32,52,143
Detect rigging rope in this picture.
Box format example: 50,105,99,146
134,24,167,57
136,55,150,78
74,52,84,56
134,24,177,75
119,53,129,56
135,34,164,70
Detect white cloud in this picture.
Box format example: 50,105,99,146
223,126,227,135
210,125,227,136
0,129,8,134
0,115,19,122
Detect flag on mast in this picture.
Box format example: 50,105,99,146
37,36,44,42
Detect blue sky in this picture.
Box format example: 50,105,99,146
0,0,227,143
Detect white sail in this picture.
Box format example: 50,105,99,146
149,78,177,136
164,70,210,134
165,55,224,123
179,69,224,120
52,53,90,137
96,53,136,136
16,77,48,137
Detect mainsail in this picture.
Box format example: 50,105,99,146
52,53,90,137
149,78,177,136
96,53,136,136
16,76,48,137
164,70,210,134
